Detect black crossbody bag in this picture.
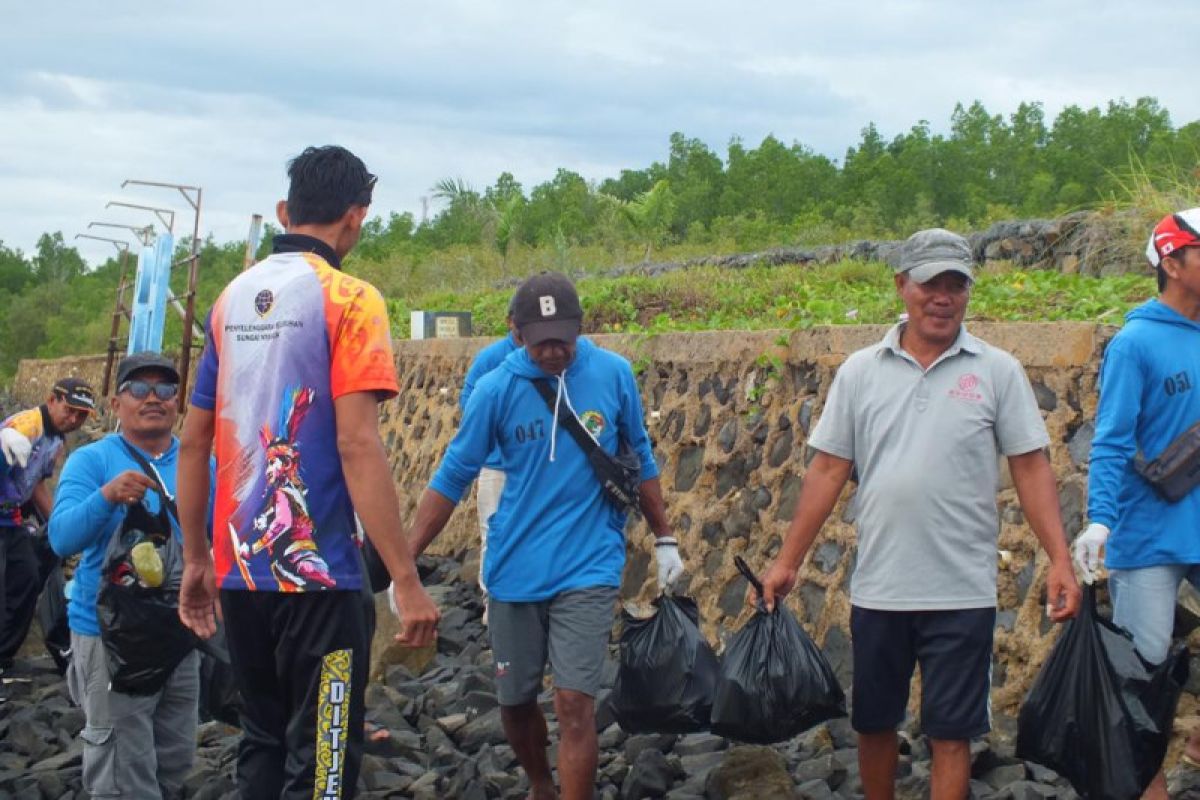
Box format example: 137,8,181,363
531,379,642,515
1135,420,1200,503
96,440,196,695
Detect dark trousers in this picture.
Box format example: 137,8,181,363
221,589,370,800
0,526,40,663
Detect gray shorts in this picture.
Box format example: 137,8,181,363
488,586,618,705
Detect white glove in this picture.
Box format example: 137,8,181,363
654,537,684,591
387,581,400,619
0,428,31,469
1072,523,1110,585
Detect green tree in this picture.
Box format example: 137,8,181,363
605,179,676,261
0,242,32,295
32,232,86,283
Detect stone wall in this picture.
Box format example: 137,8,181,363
378,323,1111,715
12,324,1127,716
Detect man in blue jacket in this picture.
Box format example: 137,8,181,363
408,272,683,800
1075,208,1200,795
49,353,198,800
460,296,520,619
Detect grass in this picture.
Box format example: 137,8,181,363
387,259,1156,340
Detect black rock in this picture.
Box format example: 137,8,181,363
717,420,738,453
456,707,507,750
794,752,846,788
673,733,726,757
621,749,675,799
675,447,705,493
1067,422,1094,467
984,763,1028,790
623,733,677,763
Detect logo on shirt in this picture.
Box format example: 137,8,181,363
948,373,983,402
254,289,274,317
580,410,606,438
313,649,352,799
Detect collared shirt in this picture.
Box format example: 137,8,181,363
807,323,1049,610
192,240,398,593
0,405,63,526
271,233,341,269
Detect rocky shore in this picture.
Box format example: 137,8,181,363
10,554,1196,799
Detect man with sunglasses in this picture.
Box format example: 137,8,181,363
0,375,95,673
49,352,199,799
1074,208,1200,798
176,145,439,799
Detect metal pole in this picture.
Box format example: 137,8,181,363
88,222,155,246
106,201,176,233
244,214,263,270
178,187,202,410
104,247,132,396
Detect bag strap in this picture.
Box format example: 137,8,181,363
530,379,603,457
118,439,180,524
734,555,767,611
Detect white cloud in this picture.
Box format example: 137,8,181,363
0,0,1194,264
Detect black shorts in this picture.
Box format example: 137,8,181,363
850,605,995,740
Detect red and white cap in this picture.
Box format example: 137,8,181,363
1147,208,1200,267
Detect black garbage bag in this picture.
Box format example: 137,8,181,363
28,522,59,587
197,628,243,727
23,523,70,674
35,561,71,674
710,557,846,744
607,593,720,734
96,493,196,696
1016,585,1189,800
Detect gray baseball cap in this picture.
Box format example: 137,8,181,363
897,228,975,284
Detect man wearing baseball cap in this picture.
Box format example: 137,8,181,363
1074,208,1200,795
406,271,680,800
50,351,203,798
760,228,1080,799
0,375,94,671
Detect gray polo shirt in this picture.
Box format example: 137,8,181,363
808,323,1049,611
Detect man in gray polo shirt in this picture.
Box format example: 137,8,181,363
760,228,1081,800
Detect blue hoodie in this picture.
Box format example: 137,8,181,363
1089,299,1200,568
461,332,520,471
430,337,659,602
50,435,183,637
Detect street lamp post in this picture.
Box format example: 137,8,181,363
105,201,176,233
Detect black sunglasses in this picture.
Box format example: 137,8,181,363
356,173,378,206
118,380,179,401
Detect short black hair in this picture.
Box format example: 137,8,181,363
285,145,375,226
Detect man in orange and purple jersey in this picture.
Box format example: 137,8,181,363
175,145,439,799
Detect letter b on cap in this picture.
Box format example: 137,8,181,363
539,296,556,317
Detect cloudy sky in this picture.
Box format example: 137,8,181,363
2,1,1191,266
